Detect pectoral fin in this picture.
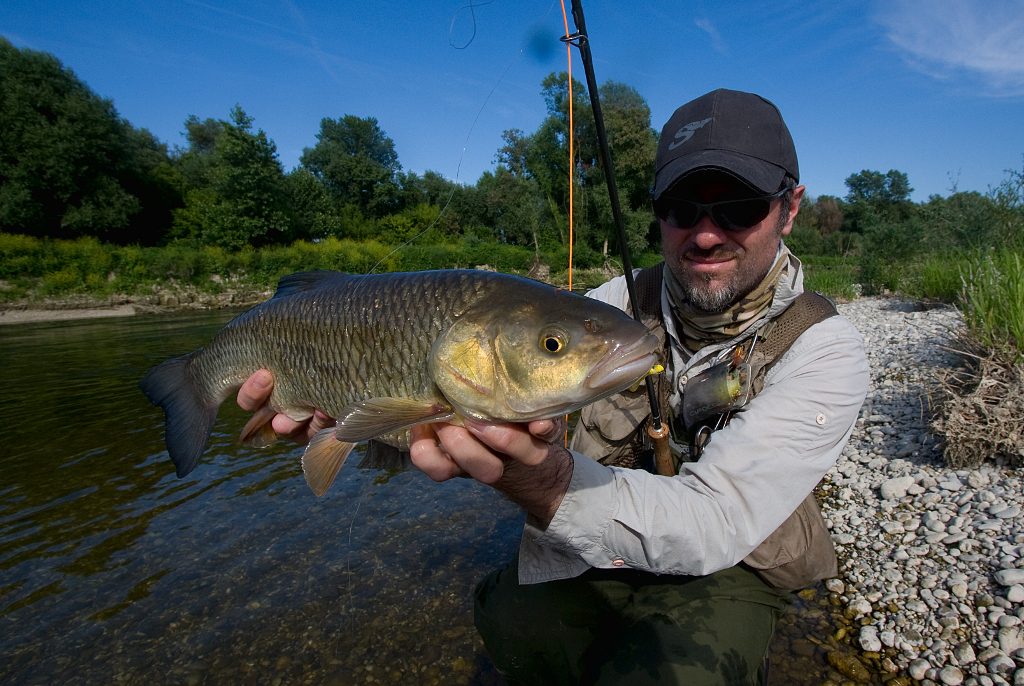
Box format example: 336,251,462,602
239,405,280,448
333,397,455,443
301,428,357,497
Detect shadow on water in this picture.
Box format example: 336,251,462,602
0,311,880,685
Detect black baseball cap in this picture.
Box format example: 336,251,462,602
652,89,798,199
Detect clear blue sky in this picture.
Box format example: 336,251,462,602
3,1,1023,202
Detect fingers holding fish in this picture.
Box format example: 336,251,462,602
237,369,334,445
237,369,274,411
527,417,567,445
409,423,467,482
274,409,334,444
462,419,562,468
410,422,505,484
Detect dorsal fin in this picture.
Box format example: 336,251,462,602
272,270,347,299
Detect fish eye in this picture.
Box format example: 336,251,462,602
541,333,566,354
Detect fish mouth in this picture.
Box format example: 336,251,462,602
585,332,662,395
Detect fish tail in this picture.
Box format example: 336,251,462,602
139,354,218,478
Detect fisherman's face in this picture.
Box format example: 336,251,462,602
657,170,804,313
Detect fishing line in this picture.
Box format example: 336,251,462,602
368,1,559,274
447,0,496,49
559,0,576,293
559,0,576,447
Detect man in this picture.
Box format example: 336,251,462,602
237,89,869,684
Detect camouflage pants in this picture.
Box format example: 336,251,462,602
474,558,789,685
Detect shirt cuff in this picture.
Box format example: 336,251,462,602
531,451,618,556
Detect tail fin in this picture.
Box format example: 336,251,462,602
140,355,219,477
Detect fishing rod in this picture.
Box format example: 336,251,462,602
562,0,674,476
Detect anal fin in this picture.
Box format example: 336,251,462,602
239,405,280,448
301,428,357,497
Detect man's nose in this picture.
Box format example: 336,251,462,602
690,214,729,249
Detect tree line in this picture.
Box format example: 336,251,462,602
1,37,1021,275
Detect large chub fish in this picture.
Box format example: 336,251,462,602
141,269,661,496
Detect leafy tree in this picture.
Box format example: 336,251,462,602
592,81,656,211
812,195,844,235
283,167,343,241
300,115,402,217
174,115,225,190
495,73,658,257
845,169,913,205
843,168,915,235
172,106,289,250
495,129,531,178
476,168,552,249
0,38,178,243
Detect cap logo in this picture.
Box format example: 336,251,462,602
668,117,713,150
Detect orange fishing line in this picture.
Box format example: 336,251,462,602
559,0,574,294
559,0,576,446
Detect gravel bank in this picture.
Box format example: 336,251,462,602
828,298,1024,685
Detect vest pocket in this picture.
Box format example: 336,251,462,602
742,492,838,590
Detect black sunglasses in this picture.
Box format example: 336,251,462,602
654,187,788,231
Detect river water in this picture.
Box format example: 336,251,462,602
0,311,873,685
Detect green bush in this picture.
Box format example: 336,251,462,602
916,255,963,301
960,249,1024,362
802,258,859,301
39,267,82,295
0,232,46,278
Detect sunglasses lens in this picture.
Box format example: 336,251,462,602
713,198,772,230
658,202,701,228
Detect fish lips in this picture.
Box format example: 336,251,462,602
584,332,662,395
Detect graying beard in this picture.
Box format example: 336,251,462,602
683,275,735,313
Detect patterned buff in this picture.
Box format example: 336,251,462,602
665,245,795,352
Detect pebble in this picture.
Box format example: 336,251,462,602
825,299,1024,684
996,570,1024,587
940,665,965,685
857,625,880,651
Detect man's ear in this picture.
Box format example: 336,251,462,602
780,184,806,237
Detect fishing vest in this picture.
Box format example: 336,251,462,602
570,263,839,590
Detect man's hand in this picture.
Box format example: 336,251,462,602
409,418,573,526
236,369,334,444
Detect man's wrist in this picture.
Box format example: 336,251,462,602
496,446,574,526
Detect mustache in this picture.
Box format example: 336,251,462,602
684,247,742,261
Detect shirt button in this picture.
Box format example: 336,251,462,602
816,413,827,425
612,559,625,567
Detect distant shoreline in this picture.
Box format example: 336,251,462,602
0,293,266,326
0,304,141,324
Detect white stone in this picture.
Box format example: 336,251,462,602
860,626,882,652
940,665,965,685
990,654,1016,674
880,475,916,500
909,658,931,680
1000,626,1024,654
825,578,845,594
954,641,977,664
847,598,872,618
997,570,1024,587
